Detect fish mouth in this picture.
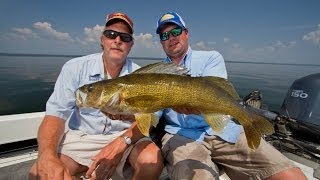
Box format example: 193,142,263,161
75,89,87,107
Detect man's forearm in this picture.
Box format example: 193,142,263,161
37,115,66,155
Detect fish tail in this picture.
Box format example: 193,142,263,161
251,111,275,135
242,110,275,149
242,123,262,150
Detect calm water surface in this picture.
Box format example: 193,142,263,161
1,54,320,115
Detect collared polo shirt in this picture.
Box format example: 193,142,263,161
160,47,243,143
46,52,140,135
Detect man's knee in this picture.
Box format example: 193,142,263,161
132,141,162,162
130,141,163,172
266,167,307,180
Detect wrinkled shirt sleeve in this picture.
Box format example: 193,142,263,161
202,51,228,79
46,62,78,121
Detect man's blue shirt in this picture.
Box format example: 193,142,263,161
161,47,243,143
45,53,140,135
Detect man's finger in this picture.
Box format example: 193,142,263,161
86,161,99,178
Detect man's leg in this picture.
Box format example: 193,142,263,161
128,140,164,180
207,133,307,180
59,154,88,176
266,167,306,180
161,133,220,180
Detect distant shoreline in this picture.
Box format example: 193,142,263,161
0,52,163,61
0,52,319,67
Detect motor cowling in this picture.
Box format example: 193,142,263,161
280,73,320,137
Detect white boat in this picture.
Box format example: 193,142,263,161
1,74,320,180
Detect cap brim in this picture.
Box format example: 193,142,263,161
156,20,184,34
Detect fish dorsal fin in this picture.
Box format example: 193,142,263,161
202,76,240,100
133,62,189,75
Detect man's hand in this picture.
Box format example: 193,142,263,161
173,108,201,115
36,150,72,180
85,137,127,180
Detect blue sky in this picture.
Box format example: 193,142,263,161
0,0,319,64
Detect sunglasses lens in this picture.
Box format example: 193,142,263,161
104,30,117,39
160,27,183,41
103,30,133,42
120,34,133,42
171,28,183,37
160,32,169,41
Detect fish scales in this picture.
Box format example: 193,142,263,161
76,64,274,149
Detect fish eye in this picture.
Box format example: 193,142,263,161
88,84,93,92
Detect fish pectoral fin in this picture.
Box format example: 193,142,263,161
135,113,157,137
203,113,231,134
105,90,121,107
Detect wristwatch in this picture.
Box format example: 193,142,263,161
121,135,132,145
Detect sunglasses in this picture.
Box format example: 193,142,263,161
103,30,133,43
159,27,184,41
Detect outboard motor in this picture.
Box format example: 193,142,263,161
279,73,320,140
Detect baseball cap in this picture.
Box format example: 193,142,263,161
104,12,134,34
156,12,186,34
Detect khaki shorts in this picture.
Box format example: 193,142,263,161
161,132,297,180
58,129,151,179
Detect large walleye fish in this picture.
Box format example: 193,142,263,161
76,62,274,149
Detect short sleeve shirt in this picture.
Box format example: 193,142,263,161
161,47,243,143
45,52,140,135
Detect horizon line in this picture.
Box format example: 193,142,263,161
0,52,319,67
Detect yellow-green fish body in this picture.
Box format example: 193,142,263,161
76,63,274,149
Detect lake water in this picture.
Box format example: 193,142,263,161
1,54,320,115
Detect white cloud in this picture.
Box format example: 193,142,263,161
130,33,164,57
255,40,296,53
195,41,206,50
303,24,320,46
274,41,296,49
79,24,104,45
223,37,231,43
12,28,38,39
33,22,74,42
208,41,217,45
0,27,38,41
133,33,160,48
230,43,243,54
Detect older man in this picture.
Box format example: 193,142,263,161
29,12,163,180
